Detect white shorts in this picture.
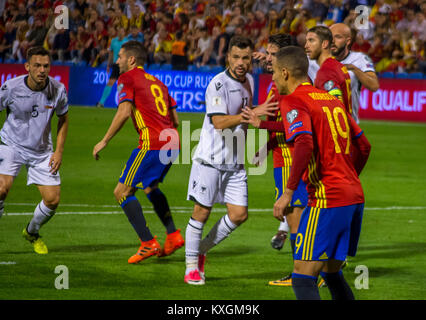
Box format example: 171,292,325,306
0,144,61,186
187,160,248,207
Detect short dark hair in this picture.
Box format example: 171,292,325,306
268,33,293,49
228,35,254,53
121,40,147,66
26,46,50,62
307,26,333,49
275,46,308,79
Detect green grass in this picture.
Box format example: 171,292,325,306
0,107,425,300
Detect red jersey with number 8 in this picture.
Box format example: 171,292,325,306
117,66,180,150
280,83,364,208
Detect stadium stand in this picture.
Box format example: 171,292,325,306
0,0,424,77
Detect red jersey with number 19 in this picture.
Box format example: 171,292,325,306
117,66,180,151
280,83,364,208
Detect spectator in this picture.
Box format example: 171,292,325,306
210,25,229,67
409,12,426,41
127,25,144,43
20,17,48,55
389,1,404,27
92,35,109,67
68,30,80,63
384,47,407,73
69,9,85,33
251,10,267,36
75,0,89,16
351,32,372,54
280,8,298,34
269,0,286,15
205,4,222,35
171,30,189,70
396,8,416,32
368,33,385,63
193,26,212,66
252,0,270,15
308,0,328,22
153,27,173,64
11,21,29,61
325,0,346,24
0,0,422,74
76,24,95,65
0,21,15,62
52,29,70,62
128,3,144,29
268,9,281,35
15,2,28,22
254,27,269,53
290,9,316,36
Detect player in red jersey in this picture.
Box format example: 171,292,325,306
248,34,308,287
93,41,184,264
305,26,353,115
272,46,371,300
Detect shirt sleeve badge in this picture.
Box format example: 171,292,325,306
286,109,298,124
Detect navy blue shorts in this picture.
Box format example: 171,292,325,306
274,166,308,207
119,148,178,189
293,203,364,261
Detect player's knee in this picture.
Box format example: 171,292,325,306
0,179,12,198
113,185,134,203
43,195,60,210
0,185,9,198
229,210,248,226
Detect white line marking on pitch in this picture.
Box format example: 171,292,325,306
3,204,426,216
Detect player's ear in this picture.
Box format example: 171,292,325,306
282,67,289,81
323,39,331,50
24,62,30,72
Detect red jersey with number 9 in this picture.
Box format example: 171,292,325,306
117,66,180,151
280,83,364,208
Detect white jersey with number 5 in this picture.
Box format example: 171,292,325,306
193,70,254,172
0,75,68,155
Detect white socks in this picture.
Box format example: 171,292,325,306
27,201,55,234
185,214,238,271
185,218,204,270
278,218,290,233
199,214,237,255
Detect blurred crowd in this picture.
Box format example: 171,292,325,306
0,0,425,74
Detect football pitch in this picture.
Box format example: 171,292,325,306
0,107,425,300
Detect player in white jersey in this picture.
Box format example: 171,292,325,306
309,23,379,123
184,36,278,285
0,46,69,254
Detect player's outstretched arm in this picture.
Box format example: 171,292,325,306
241,107,261,128
345,65,379,92
210,113,244,130
251,95,278,117
252,51,266,61
93,101,132,160
49,113,69,174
